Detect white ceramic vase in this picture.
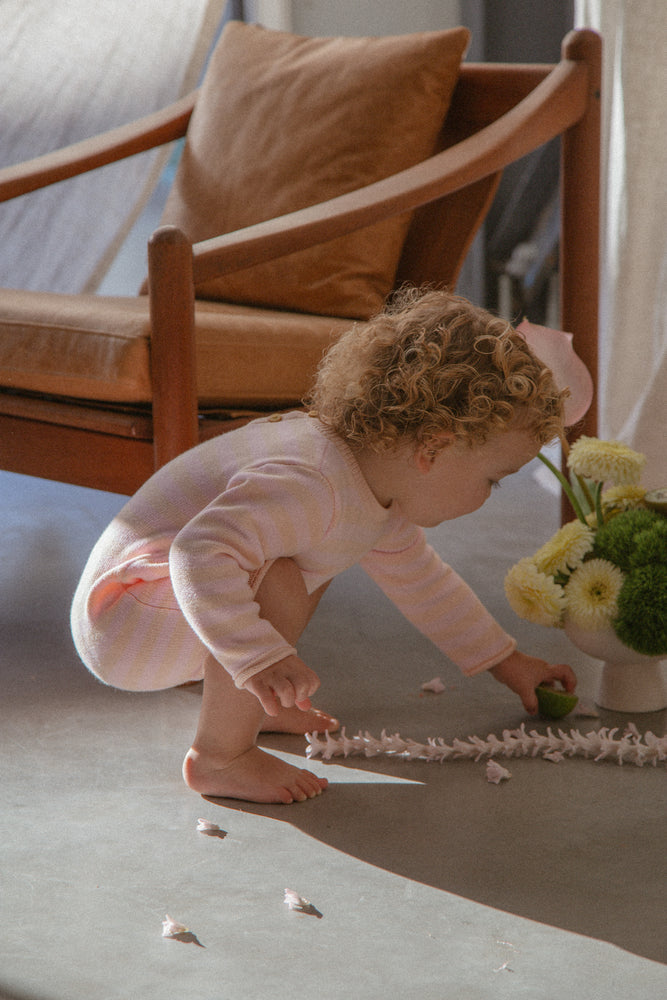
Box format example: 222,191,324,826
564,618,667,713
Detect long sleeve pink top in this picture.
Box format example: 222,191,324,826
72,411,515,690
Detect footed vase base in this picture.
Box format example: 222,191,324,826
564,619,667,713
597,661,667,713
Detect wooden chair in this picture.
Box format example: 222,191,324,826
0,26,600,498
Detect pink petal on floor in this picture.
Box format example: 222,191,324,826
486,760,512,784
162,915,189,937
421,677,446,694
196,818,221,832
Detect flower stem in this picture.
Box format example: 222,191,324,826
593,481,604,528
574,472,596,513
537,452,588,523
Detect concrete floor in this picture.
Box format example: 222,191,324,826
2,179,665,998
1,454,665,1000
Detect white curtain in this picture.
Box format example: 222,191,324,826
575,1,667,486
0,0,226,294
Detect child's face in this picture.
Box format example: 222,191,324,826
398,427,541,527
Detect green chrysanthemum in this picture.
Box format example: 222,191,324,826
504,558,566,627
614,564,667,656
593,508,664,572
564,558,624,630
567,436,646,486
629,519,667,569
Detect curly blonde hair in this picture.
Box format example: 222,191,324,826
307,287,566,451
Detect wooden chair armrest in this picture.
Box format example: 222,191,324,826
0,91,197,203
191,39,592,286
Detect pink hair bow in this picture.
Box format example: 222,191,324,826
516,319,594,427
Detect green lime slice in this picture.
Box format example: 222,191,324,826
536,684,579,719
645,488,667,514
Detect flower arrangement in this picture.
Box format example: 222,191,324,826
504,437,667,656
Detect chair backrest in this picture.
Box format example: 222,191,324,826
396,64,549,290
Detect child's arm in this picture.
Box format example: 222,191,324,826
490,650,577,715
361,525,518,675
243,654,321,716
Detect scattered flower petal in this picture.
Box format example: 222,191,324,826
574,699,600,718
421,677,446,694
162,915,189,937
494,961,513,973
486,760,512,783
196,817,227,839
283,889,322,918
196,818,221,832
284,888,309,910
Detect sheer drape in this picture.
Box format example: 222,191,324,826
575,1,667,484
0,1,225,294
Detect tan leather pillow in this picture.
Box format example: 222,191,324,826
159,21,470,319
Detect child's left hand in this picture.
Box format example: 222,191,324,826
490,650,577,715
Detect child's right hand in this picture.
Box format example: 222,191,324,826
490,649,577,714
244,655,321,717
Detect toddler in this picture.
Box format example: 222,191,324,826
71,288,577,805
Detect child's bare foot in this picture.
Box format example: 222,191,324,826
260,705,339,735
183,746,328,804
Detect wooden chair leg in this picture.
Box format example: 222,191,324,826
148,225,199,470
560,29,602,522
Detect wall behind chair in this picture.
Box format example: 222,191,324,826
288,0,461,35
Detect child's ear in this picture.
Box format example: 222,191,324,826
414,433,454,473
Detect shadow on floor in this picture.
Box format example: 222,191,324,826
206,730,667,964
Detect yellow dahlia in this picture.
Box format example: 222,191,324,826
504,558,566,627
567,437,646,486
564,558,624,630
532,520,595,576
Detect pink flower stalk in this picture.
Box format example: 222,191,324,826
516,319,594,427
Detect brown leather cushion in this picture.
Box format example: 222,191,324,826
0,288,350,405
160,21,470,319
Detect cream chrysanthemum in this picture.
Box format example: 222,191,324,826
601,483,646,505
532,520,595,576
600,483,647,519
567,437,646,486
564,558,624,630
504,558,566,626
